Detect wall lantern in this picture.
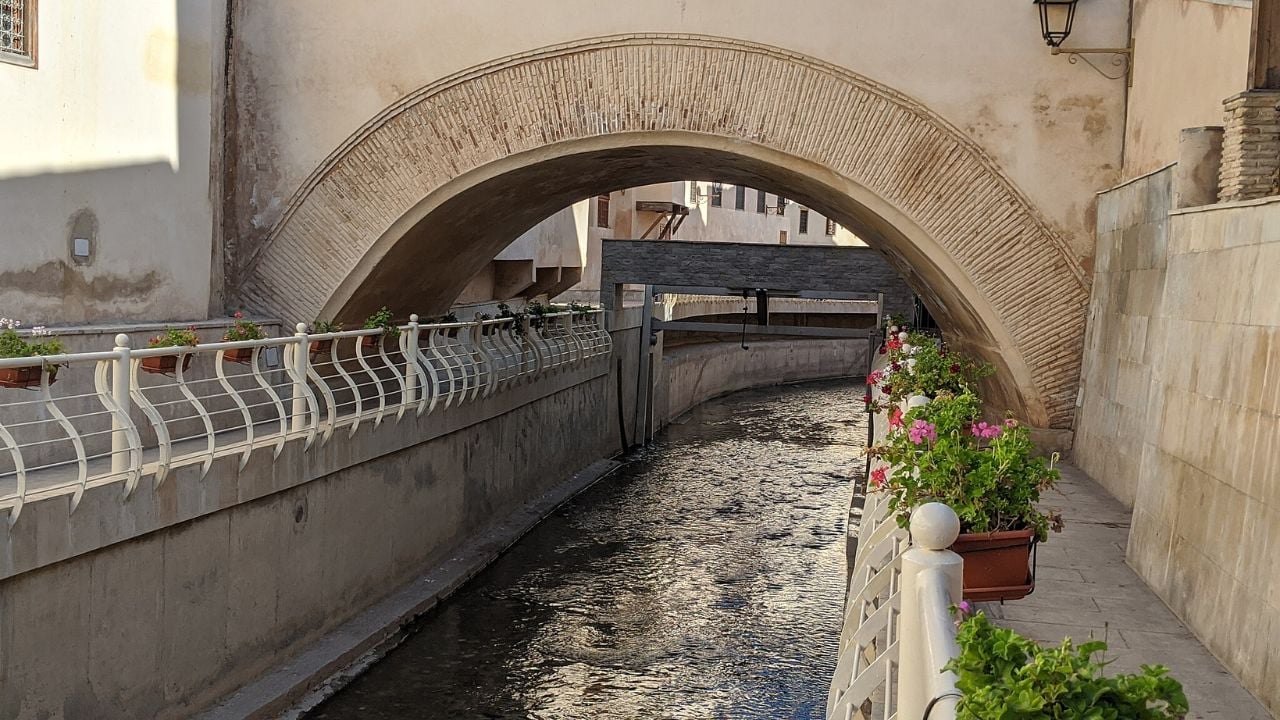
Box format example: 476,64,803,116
1033,0,1133,82
1033,0,1077,48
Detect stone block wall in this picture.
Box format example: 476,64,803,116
1076,179,1280,713
1074,168,1171,506
1218,91,1280,203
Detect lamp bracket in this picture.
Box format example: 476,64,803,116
1050,43,1133,83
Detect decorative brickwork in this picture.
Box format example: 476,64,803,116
236,35,1089,428
1218,90,1280,203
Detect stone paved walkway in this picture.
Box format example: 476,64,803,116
979,464,1273,719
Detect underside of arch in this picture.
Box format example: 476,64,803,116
235,34,1090,429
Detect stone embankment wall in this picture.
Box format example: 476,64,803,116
1075,168,1280,713
0,309,861,719
654,338,867,429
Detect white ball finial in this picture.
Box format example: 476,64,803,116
897,331,909,342
114,333,131,348
296,322,308,334
409,313,419,323
910,503,960,550
907,394,931,409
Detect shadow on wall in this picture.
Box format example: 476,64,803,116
0,0,222,326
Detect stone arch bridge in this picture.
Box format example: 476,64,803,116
224,4,1130,430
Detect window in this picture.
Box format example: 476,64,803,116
0,0,34,67
596,194,610,229
735,185,746,210
777,196,787,217
799,209,809,234
825,218,837,236
756,189,767,214
779,230,788,245
710,182,723,208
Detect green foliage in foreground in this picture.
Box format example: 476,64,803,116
947,612,1188,720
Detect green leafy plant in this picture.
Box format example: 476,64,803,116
497,303,526,336
363,307,400,338
222,311,266,342
526,300,550,329
947,611,1188,719
568,301,595,314
147,327,200,348
869,391,1061,541
871,333,991,408
437,311,459,324
311,319,342,333
0,320,64,360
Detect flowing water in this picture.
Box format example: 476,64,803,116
307,378,866,720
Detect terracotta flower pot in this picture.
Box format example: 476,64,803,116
223,347,254,364
361,335,380,350
0,365,56,389
309,339,333,360
952,528,1036,602
141,354,193,375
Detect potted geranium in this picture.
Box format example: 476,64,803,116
143,327,199,375
361,307,399,349
875,333,991,407
948,608,1187,718
497,303,526,337
0,320,65,389
870,391,1062,601
309,319,342,359
221,311,266,364
438,311,460,338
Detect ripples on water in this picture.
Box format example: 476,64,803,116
308,379,867,720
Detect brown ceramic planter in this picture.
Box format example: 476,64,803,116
361,335,380,350
141,354,193,375
952,528,1036,602
223,347,254,364
309,339,333,360
0,365,57,389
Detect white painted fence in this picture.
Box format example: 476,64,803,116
828,369,964,719
0,310,612,528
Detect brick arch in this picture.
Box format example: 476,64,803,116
236,35,1089,429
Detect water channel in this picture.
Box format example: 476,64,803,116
308,378,866,720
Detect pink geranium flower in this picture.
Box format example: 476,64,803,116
871,466,887,488
908,419,937,445
889,406,904,429
970,421,1003,439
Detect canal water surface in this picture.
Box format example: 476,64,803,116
308,378,865,720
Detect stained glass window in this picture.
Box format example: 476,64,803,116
0,0,33,65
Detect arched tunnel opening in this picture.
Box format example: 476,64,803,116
322,142,1041,426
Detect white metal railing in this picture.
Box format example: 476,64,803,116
828,366,963,720
0,310,612,528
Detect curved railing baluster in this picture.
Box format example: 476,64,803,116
243,347,288,460
376,335,408,423
305,349,338,445
129,358,173,488
283,342,320,450
0,415,27,528
95,359,142,496
329,336,363,437
215,350,256,470
175,351,216,477
40,369,88,514
354,334,387,427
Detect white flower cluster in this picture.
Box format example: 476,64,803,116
0,319,51,335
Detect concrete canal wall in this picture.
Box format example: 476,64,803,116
0,306,866,719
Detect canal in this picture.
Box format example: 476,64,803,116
307,378,865,720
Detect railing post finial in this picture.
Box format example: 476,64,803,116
909,502,960,550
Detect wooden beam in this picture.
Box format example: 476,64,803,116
1250,0,1280,90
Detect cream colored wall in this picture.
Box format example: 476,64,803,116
1076,170,1280,713
230,0,1129,268
0,1,222,324
1124,0,1252,178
